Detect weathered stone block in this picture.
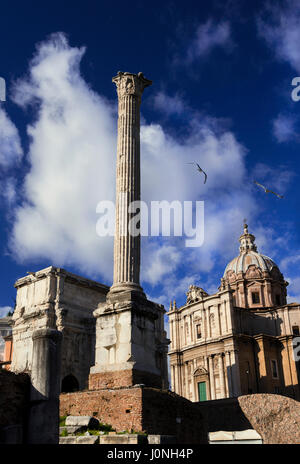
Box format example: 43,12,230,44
99,434,147,444
147,435,176,444
65,415,99,429
59,425,84,434
59,436,78,444
76,435,99,444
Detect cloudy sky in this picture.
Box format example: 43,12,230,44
0,0,300,319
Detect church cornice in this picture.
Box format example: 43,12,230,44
169,289,232,314
168,333,235,355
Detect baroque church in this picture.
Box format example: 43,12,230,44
168,223,300,402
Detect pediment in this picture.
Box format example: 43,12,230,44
246,280,262,288
193,314,202,323
194,367,208,376
245,265,262,279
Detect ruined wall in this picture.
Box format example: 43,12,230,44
60,386,208,444
60,387,144,432
197,397,253,432
238,394,300,444
141,388,208,444
0,370,30,443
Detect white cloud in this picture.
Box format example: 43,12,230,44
0,107,23,168
143,244,181,285
10,32,116,280
152,92,186,116
258,1,300,73
272,114,298,143
141,123,247,201
280,254,300,271
186,19,232,63
6,32,288,307
0,306,13,318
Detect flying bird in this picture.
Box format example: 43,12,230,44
187,162,207,184
254,181,284,199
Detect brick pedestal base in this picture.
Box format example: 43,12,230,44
89,369,162,390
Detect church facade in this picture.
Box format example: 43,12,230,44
168,224,300,402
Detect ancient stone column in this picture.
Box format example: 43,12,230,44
110,71,152,295
27,328,62,444
89,72,168,390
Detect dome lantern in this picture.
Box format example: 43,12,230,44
239,222,257,253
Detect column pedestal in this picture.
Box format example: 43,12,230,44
89,290,164,389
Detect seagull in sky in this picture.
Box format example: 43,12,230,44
254,181,284,199
187,162,207,184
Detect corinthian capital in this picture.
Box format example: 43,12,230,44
112,71,152,99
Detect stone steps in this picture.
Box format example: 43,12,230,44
59,416,176,444
60,435,99,445
59,433,176,445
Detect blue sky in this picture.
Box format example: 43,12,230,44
0,0,300,317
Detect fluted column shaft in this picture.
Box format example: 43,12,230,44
218,353,226,398
209,355,216,400
111,72,151,292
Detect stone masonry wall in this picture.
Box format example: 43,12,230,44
60,386,208,444
60,390,300,444
0,369,30,443
89,369,162,390
60,387,144,433
140,388,208,444
196,397,253,432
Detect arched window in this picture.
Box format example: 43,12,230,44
61,374,79,393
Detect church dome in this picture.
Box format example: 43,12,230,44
224,252,277,276
221,222,287,309
223,223,278,277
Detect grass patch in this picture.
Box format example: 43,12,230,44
60,428,68,437
116,429,147,435
98,422,115,432
59,416,67,427
75,425,115,437
75,429,107,436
